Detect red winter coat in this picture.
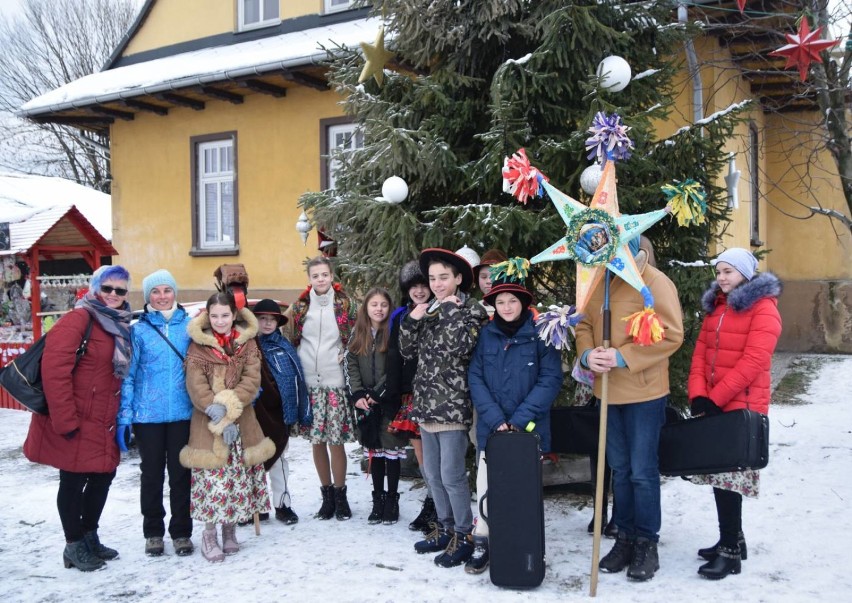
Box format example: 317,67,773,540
688,272,782,415
24,308,124,473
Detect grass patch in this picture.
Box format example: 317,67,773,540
772,356,842,405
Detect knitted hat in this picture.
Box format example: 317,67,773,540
454,245,481,270
711,248,758,281
483,258,533,308
398,260,428,299
142,269,177,303
252,298,288,326
473,248,508,281
419,248,474,293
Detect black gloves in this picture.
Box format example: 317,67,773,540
690,396,722,417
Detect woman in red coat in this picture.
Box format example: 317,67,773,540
24,265,133,572
687,248,782,580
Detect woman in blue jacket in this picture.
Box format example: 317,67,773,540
118,270,194,557
467,262,563,575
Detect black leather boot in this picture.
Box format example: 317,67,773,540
409,496,437,532
599,531,634,573
382,492,400,525
368,490,386,524
63,540,106,571
334,485,352,521
315,485,335,520
698,532,747,561
698,544,742,580
626,537,659,581
83,530,118,560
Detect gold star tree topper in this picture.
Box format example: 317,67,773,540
358,25,394,86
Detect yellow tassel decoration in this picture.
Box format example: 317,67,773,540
622,307,665,346
662,180,707,228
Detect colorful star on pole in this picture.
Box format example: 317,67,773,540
768,18,840,82
358,25,395,86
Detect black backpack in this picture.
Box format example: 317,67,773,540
0,316,94,414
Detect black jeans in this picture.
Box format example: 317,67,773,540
134,421,192,539
714,487,743,547
57,470,116,542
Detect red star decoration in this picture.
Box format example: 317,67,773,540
768,19,840,82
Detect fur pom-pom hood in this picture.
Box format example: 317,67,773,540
701,271,783,314
187,307,259,351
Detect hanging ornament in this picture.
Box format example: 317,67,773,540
580,163,604,196
737,0,747,13
725,155,741,209
380,176,408,203
358,25,395,86
768,18,840,82
596,56,632,92
502,148,549,205
661,180,708,227
295,211,312,245
585,112,634,163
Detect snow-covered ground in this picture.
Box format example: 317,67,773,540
1,355,850,602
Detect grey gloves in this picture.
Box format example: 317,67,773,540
223,423,239,446
205,403,227,424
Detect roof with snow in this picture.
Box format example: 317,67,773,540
18,14,378,133
0,204,116,259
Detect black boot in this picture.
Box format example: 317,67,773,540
698,544,741,580
368,491,386,524
83,530,119,561
599,531,634,573
698,532,747,561
315,485,336,520
382,492,400,525
409,496,437,532
587,507,617,537
334,485,352,521
626,537,659,582
63,540,106,571
464,536,489,574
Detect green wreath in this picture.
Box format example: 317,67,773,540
566,208,620,267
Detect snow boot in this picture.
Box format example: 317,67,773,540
464,536,489,574
63,540,106,571
626,537,659,582
201,527,225,563
409,496,437,532
599,531,634,573
414,523,451,554
173,537,194,556
144,536,164,557
698,544,741,580
434,532,474,568
368,490,386,524
382,492,400,525
275,505,299,525
83,530,118,560
316,485,336,520
334,485,352,521
221,523,239,555
698,532,747,561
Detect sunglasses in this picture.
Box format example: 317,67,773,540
100,285,128,296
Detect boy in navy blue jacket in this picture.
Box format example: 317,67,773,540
466,261,563,574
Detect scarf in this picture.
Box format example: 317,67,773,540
494,309,531,338
75,292,133,378
213,327,240,357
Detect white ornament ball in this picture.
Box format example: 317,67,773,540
597,56,631,92
580,163,604,195
381,176,409,204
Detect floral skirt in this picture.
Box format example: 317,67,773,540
687,469,760,498
190,437,270,524
302,386,357,445
388,393,420,439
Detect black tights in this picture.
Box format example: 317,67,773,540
371,457,401,494
714,487,743,547
57,470,116,542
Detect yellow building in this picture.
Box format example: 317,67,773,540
19,1,851,351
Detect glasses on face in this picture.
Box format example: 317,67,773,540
100,285,128,296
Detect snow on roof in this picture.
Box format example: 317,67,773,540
19,17,377,116
0,172,112,240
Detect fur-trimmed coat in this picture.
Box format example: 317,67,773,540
688,272,782,415
179,308,274,470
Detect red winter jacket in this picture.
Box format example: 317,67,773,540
688,272,782,415
24,309,123,473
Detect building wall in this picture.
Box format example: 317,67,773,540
111,84,340,305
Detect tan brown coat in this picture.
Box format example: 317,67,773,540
179,308,274,470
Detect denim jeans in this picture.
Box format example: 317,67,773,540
606,396,666,542
420,428,473,534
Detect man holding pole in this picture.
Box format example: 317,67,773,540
575,237,683,582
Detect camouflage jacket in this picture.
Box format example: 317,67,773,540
399,297,488,426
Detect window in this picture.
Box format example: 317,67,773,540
748,122,763,247
320,118,364,190
190,133,239,255
324,0,353,14
238,0,279,31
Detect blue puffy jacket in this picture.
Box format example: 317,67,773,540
469,314,563,453
118,307,193,425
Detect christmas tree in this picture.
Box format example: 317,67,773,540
300,0,745,405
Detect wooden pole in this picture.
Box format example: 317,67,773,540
253,511,261,536
590,271,612,597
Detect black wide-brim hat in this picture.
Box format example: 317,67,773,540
484,282,533,308
251,298,288,326
419,248,474,294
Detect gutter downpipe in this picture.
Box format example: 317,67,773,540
678,3,704,126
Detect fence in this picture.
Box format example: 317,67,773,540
0,342,30,411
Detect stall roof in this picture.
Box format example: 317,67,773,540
0,204,116,258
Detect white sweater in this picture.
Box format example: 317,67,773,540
297,288,345,389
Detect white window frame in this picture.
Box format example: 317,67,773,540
197,139,236,251
324,0,353,15
238,0,280,32
326,122,364,190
